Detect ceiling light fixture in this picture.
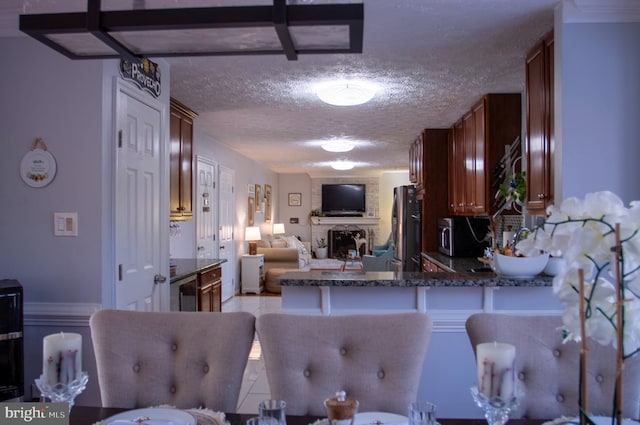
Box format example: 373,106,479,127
321,140,355,153
19,1,363,62
315,80,377,106
331,161,355,171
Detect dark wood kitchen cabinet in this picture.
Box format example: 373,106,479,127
198,265,221,312
422,256,447,272
448,94,521,217
410,129,449,252
525,31,554,214
409,133,424,191
170,98,198,220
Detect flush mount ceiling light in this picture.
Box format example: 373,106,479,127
321,139,355,153
331,160,355,171
315,80,377,106
19,0,363,62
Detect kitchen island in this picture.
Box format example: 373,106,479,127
278,255,561,418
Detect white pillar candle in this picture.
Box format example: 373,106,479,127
477,342,516,399
43,332,82,386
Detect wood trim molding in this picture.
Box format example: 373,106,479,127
24,302,101,327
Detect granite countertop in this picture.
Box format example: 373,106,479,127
279,251,552,288
170,258,227,283
422,251,491,273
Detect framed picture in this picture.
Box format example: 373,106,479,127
265,184,272,223
248,184,255,195
288,192,302,206
248,197,255,226
255,184,262,213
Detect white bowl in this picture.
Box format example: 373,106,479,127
493,252,549,278
543,256,566,276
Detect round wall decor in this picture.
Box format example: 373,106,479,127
20,138,57,188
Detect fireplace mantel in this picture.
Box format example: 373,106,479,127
310,217,379,225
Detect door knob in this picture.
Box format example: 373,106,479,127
154,274,167,284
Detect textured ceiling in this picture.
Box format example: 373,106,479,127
3,0,559,177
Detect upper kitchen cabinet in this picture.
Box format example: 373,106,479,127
448,94,521,216
525,31,554,214
170,98,198,220
416,129,449,252
409,132,424,191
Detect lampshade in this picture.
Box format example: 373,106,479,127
273,223,286,235
245,226,261,255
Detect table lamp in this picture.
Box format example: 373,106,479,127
245,226,261,255
273,223,285,239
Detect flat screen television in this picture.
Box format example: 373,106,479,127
321,184,366,216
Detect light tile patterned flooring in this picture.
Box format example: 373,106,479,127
222,295,281,414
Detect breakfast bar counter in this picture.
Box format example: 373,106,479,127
278,267,561,418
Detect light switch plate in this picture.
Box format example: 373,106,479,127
53,212,78,236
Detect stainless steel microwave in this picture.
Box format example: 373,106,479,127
437,217,490,257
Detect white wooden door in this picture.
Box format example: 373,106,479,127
115,83,167,311
196,156,217,259
219,165,235,301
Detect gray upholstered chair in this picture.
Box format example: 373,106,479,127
89,309,255,411
465,313,640,420
256,312,432,416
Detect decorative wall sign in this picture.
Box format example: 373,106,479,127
20,138,57,188
119,58,161,98
288,192,301,206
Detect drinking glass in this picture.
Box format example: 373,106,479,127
409,401,440,425
247,417,279,425
259,399,287,425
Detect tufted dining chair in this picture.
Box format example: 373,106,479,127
465,313,640,420
256,312,432,416
89,309,255,411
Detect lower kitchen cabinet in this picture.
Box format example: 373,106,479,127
198,265,222,312
422,256,447,272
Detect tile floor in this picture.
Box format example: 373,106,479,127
222,295,281,414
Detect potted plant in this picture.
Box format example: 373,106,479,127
315,237,328,259
309,209,323,225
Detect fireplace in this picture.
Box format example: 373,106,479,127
328,227,367,259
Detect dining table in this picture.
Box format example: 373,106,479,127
70,405,547,425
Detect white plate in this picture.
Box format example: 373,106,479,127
103,408,196,425
354,411,409,425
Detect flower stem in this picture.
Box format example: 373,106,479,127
613,224,623,425
578,269,588,425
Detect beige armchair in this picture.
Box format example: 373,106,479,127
256,312,432,416
465,313,640,419
89,309,255,411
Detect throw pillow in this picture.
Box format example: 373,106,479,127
271,239,287,248
256,239,271,248
285,236,310,267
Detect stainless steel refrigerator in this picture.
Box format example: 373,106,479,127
391,185,421,272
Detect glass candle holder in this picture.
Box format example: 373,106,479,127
470,386,521,425
35,371,88,412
